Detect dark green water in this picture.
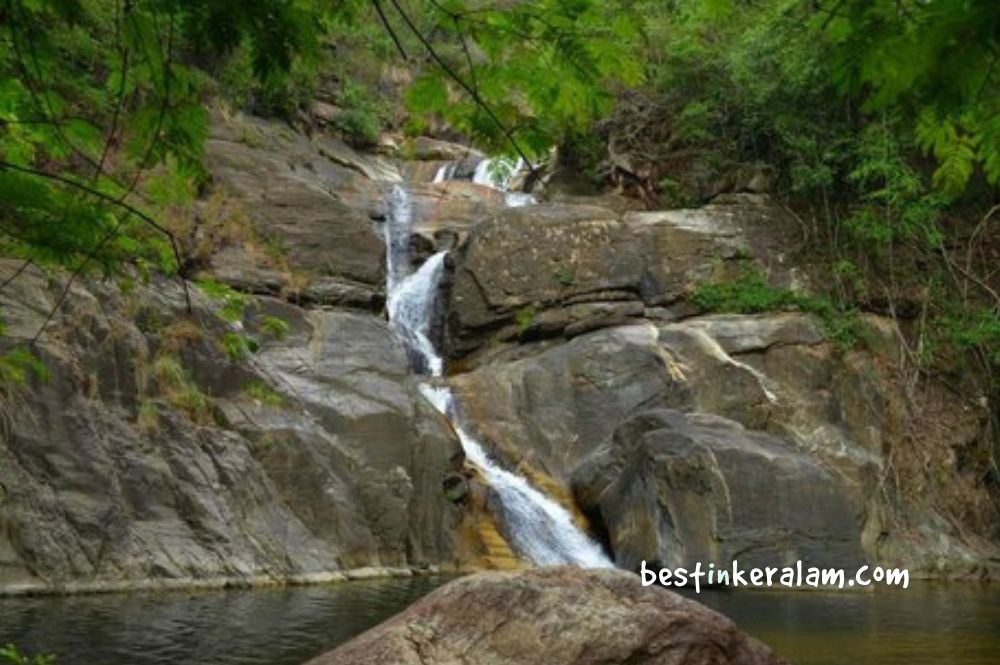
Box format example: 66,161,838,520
0,578,997,664
0,577,448,665
684,582,1000,665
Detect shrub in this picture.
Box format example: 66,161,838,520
242,381,285,408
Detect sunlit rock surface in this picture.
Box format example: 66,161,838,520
306,567,784,665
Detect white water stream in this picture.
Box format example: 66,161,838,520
433,156,537,207
384,183,611,568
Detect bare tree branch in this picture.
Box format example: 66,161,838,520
385,0,540,184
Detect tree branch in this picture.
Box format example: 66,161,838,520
0,161,192,315
372,0,408,60
385,0,539,185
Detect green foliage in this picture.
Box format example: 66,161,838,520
515,306,537,334
220,331,258,361
693,267,864,350
0,0,216,278
692,268,800,314
844,120,944,249
0,644,53,665
151,353,187,390
626,0,856,205
149,352,215,425
333,79,389,146
136,398,159,431
193,281,265,360
643,0,1000,200
400,0,644,160
822,0,1000,195
242,380,285,408
553,266,575,288
942,309,1000,367
195,278,253,323
0,348,48,388
259,315,290,340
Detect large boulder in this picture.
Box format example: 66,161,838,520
447,203,643,357
572,409,866,571
448,323,690,477
305,567,783,665
0,261,464,592
445,195,805,359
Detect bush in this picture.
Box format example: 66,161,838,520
1,643,53,665
332,80,388,147
693,267,864,351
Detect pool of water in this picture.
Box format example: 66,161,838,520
0,576,449,665
684,582,1000,665
1,578,997,664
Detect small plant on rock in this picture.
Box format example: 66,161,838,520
1,644,53,665
242,380,286,408
259,315,290,340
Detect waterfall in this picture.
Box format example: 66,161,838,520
432,163,456,183
436,155,537,208
383,184,612,569
385,185,413,296
418,384,613,567
387,251,447,377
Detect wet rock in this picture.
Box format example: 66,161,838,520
407,181,507,247
408,137,483,162
449,323,690,477
442,473,470,504
306,567,783,665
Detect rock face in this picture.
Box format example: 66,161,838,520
306,567,783,665
447,319,869,571
0,104,996,595
446,195,804,360
203,113,507,308
573,409,866,571
0,262,463,592
442,198,998,577
206,111,393,308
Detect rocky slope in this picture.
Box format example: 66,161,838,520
305,567,784,665
0,264,462,592
441,198,997,577
0,109,996,593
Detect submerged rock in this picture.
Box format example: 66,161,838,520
305,567,784,665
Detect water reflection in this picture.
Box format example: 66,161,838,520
1,578,997,665
0,576,448,665
684,582,1000,665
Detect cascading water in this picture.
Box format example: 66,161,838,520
432,163,456,184
383,183,612,569
385,184,414,296
387,251,447,377
435,156,536,208
418,384,612,567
